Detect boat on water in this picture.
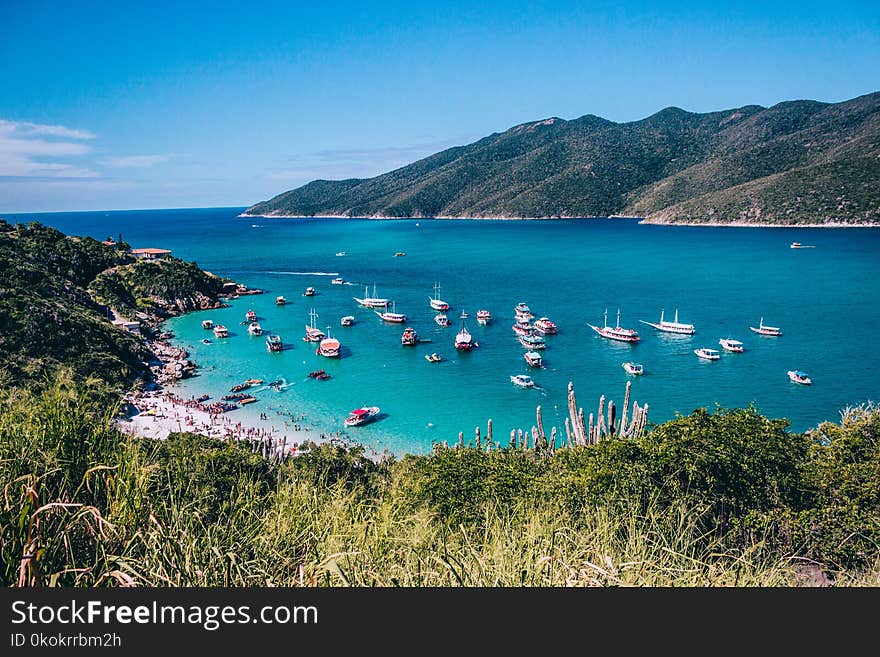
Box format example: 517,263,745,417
524,351,543,367
266,334,283,352
316,327,341,357
533,317,558,335
510,374,535,388
309,369,331,380
518,333,546,350
245,378,263,385
750,317,782,336
512,321,533,336
229,381,251,393
435,314,450,327
246,310,257,322
331,277,345,285
639,308,695,335
622,362,644,375
275,295,286,305
336,251,347,257
223,392,248,401
201,338,211,344
694,347,721,361
304,308,325,342
515,302,531,314
239,396,258,405
476,309,491,325
719,338,744,353
376,301,407,323
788,370,812,385
344,406,380,427
247,322,263,336
213,324,228,338
401,327,418,346
196,394,211,403
394,252,406,257
354,284,389,308
790,242,815,249
340,315,355,327
428,282,450,311
303,286,316,297
588,309,640,343
515,308,534,321
455,312,475,351
425,352,442,363
201,319,214,330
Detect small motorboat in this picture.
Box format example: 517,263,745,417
336,251,347,257
435,314,450,327
246,310,257,322
303,287,316,297
622,362,644,375
229,382,251,393
239,396,258,405
332,277,345,285
247,322,263,336
515,302,530,314
694,348,721,361
308,369,331,380
394,252,406,257
266,334,283,352
201,338,211,344
401,327,418,346
196,394,210,403
344,406,380,426
524,351,542,368
425,353,442,363
275,296,286,305
201,319,214,330
510,374,535,388
340,315,355,327
719,338,744,353
476,310,491,325
788,370,812,385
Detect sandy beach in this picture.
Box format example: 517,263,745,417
117,389,349,457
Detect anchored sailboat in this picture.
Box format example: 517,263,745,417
639,308,695,335
428,282,450,311
353,283,389,308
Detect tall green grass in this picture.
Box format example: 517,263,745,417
1,378,878,587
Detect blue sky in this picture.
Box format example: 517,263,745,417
1,0,878,212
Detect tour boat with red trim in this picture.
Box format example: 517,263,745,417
533,317,558,335
344,406,380,427
304,308,325,342
316,327,340,357
588,309,640,343
455,312,475,351
401,327,418,346
476,310,491,325
428,282,450,311
750,317,782,336
788,370,812,385
376,301,406,323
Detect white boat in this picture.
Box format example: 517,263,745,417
275,296,286,305
639,308,695,335
247,322,263,336
316,327,340,357
201,319,214,330
510,374,535,388
304,308,325,342
213,324,228,338
512,321,533,336
788,370,812,385
303,286,316,297
354,284,389,308
245,310,257,323
622,362,644,375
750,317,782,336
429,282,450,311
524,351,543,367
340,315,355,327
376,301,406,323
790,242,814,249
515,302,531,314
455,312,475,351
476,310,491,325
335,251,347,256
344,406,380,427
401,327,418,346
331,277,345,285
518,334,546,350
435,314,450,327
425,353,442,363
719,338,744,353
266,334,283,352
694,348,721,361
533,317,558,335
588,308,640,343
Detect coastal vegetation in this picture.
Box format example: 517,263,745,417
0,220,235,391
245,91,880,225
2,379,878,586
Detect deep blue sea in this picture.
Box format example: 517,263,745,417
8,207,880,455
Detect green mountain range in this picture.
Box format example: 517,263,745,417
245,91,880,225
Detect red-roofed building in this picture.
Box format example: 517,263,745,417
131,247,172,260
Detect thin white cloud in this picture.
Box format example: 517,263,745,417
0,118,98,180
100,154,170,168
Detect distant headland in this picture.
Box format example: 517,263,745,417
244,91,880,227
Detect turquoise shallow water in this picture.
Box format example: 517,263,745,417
10,207,880,455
